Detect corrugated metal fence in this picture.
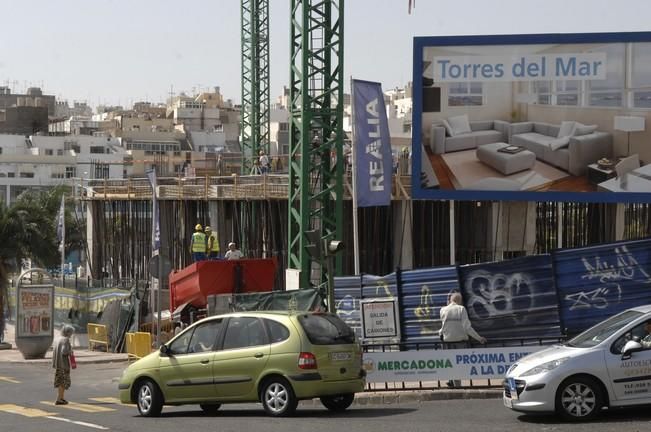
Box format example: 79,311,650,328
335,237,651,340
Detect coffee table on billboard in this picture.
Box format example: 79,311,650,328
476,142,536,175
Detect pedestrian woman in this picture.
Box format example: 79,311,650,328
53,324,75,405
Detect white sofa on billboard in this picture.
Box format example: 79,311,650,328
429,114,510,154
508,121,613,176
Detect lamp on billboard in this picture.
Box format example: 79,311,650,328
614,116,645,157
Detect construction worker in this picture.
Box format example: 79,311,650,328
224,242,243,260
190,224,207,262
205,226,221,260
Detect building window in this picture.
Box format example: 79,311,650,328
279,123,289,132
19,172,34,178
90,146,105,154
631,42,651,108
45,149,53,156
447,82,483,106
57,149,64,156
65,166,76,178
588,44,625,107
533,81,552,105
555,80,580,106
7,172,14,178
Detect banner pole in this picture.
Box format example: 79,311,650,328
351,78,361,275
61,194,65,283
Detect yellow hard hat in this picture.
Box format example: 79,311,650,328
205,226,211,232
195,224,202,231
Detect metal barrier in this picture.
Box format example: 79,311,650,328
361,336,566,392
125,332,152,362
87,323,109,352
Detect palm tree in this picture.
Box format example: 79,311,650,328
0,187,66,342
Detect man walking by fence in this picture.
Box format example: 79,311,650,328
440,291,486,388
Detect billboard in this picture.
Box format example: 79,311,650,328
412,32,651,203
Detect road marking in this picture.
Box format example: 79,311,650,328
0,376,21,383
89,397,132,406
0,404,56,417
45,416,109,430
41,401,115,413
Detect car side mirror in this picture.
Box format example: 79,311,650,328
621,340,643,360
160,345,171,356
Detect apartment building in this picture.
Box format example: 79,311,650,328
0,134,129,205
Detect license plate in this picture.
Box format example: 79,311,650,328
503,395,513,408
507,378,519,401
329,351,352,361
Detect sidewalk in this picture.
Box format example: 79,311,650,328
0,322,128,364
0,323,502,404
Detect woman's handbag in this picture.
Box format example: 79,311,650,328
69,352,77,369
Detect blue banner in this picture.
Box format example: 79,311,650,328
352,79,392,207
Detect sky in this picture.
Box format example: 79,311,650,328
1,0,650,108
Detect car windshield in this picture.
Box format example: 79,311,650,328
566,310,644,348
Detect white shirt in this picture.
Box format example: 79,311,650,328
439,303,483,343
225,249,243,260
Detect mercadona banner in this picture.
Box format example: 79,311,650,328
363,347,543,382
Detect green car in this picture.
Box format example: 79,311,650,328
118,311,365,417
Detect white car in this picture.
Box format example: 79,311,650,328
504,304,651,421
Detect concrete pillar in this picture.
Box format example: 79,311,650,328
86,201,94,278
489,201,537,260
393,200,413,269
615,203,626,240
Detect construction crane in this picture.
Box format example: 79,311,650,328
241,1,344,291
240,0,270,175
286,1,345,290
242,1,418,291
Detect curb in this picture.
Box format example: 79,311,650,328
299,389,503,406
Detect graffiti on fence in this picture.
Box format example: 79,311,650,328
580,245,651,285
463,270,536,327
565,246,651,311
413,284,438,335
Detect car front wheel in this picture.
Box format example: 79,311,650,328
261,378,297,417
136,379,163,417
320,393,355,412
555,376,603,421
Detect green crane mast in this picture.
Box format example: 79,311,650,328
240,0,270,174
287,0,345,289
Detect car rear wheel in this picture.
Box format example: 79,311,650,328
261,378,297,417
320,393,355,412
199,403,221,415
555,376,603,421
136,380,163,417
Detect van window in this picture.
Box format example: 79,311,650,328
188,319,223,353
222,317,267,349
298,314,355,345
264,319,290,343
